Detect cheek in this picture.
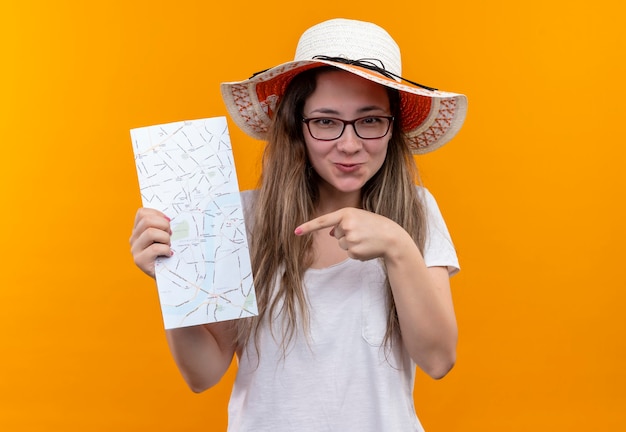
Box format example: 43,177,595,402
304,137,331,161
373,140,390,162
303,135,316,163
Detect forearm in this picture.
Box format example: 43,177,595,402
165,322,236,392
384,234,458,379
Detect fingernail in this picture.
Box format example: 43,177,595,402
294,227,303,236
164,215,171,221
169,249,175,256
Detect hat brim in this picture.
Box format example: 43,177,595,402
220,59,467,154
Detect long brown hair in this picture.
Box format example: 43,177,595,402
235,66,427,355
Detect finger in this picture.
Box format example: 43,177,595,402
133,243,172,278
337,237,349,251
131,227,173,278
133,207,170,230
130,210,172,245
330,225,344,239
294,210,343,236
130,227,172,258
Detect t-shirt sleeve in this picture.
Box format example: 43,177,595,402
239,189,257,243
418,187,460,276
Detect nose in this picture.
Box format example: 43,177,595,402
336,124,362,154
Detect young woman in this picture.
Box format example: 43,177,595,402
130,18,467,432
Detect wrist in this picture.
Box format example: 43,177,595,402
382,227,421,265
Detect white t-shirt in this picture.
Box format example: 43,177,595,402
228,188,459,432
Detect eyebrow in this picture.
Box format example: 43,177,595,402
307,105,389,116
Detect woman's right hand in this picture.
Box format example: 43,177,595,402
129,208,173,278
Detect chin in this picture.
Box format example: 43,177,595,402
329,181,367,194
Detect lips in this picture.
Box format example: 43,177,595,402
334,162,363,173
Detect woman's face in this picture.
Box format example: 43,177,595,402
302,70,392,202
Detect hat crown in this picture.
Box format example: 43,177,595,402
294,18,402,77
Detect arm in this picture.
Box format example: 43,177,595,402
129,208,236,391
166,322,237,393
295,208,458,379
383,230,457,379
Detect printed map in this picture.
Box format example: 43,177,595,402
131,117,257,329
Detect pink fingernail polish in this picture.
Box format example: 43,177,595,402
294,227,303,236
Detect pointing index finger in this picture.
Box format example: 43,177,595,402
294,210,343,236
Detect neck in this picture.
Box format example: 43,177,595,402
315,184,361,215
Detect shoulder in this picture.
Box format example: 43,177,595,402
240,189,257,208
415,186,460,276
415,185,437,206
240,189,258,230
416,186,445,224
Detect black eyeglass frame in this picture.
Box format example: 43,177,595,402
302,115,395,141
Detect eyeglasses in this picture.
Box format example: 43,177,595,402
302,116,394,141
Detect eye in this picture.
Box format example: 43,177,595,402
311,118,340,128
358,116,383,127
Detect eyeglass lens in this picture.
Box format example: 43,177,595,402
304,116,392,140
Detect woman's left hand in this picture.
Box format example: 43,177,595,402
296,207,457,378
294,208,412,262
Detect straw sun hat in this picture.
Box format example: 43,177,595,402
220,18,467,154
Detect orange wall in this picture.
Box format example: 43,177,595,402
1,1,624,430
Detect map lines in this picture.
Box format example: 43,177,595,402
131,117,257,328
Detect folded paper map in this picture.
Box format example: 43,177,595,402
131,117,257,329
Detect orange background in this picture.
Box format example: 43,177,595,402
1,0,624,430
